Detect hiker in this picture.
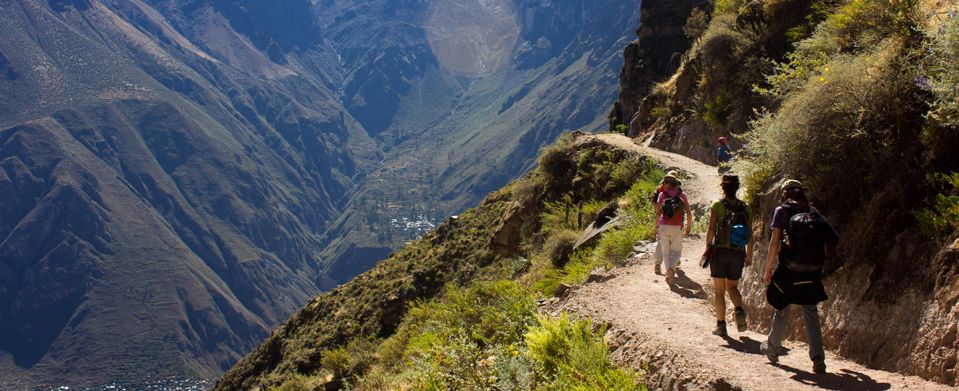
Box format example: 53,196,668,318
760,180,839,374
654,173,691,284
717,137,732,173
703,174,752,336
652,170,681,274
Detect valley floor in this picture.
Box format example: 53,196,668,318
547,134,951,390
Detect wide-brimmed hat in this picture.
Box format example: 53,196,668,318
721,174,739,185
663,174,681,186
781,179,803,191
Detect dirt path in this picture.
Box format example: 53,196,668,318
547,133,951,390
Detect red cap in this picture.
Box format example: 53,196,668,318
718,136,728,144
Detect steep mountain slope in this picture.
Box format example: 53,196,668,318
0,0,372,386
0,0,644,387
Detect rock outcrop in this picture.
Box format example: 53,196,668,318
608,0,710,131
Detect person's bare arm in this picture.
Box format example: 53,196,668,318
653,202,661,229
764,228,782,284
705,206,717,248
683,199,693,235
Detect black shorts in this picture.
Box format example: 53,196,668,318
710,247,746,280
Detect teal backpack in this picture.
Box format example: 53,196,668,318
715,199,750,248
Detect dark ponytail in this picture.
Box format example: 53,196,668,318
721,182,739,199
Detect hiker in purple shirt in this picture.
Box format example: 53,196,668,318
761,179,839,374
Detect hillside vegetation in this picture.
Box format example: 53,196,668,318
217,134,664,390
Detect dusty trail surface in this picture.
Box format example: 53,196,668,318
547,133,951,390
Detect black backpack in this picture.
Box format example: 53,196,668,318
661,190,684,219
780,203,829,272
715,199,750,248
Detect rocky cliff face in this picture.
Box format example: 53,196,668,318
608,0,709,133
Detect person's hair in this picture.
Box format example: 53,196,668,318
780,187,808,204
721,182,739,198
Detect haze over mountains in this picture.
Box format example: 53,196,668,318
0,0,641,386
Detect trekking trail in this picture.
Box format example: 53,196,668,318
546,133,951,391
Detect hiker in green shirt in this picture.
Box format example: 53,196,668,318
704,174,753,337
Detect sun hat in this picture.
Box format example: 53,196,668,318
721,174,740,185
664,173,681,186
781,179,803,191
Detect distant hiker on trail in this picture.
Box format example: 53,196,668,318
654,173,691,284
652,170,681,275
703,174,752,337
717,136,732,173
761,180,839,374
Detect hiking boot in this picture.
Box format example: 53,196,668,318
665,268,676,285
760,341,779,363
712,321,727,337
654,263,662,275
813,359,827,374
734,307,747,332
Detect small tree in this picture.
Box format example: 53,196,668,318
684,8,709,40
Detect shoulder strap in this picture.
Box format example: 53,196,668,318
720,198,744,212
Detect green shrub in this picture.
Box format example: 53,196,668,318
916,172,959,241
744,39,913,211
540,197,607,236
827,0,921,50
531,261,562,297
559,249,602,287
926,13,959,128
595,220,656,266
712,0,744,16
607,157,652,194
268,374,326,391
622,167,665,216
373,280,536,370
544,229,581,267
685,7,710,40
540,146,577,184
510,177,545,207
703,88,732,128
651,105,673,120
319,338,377,382
355,279,644,390
525,313,644,390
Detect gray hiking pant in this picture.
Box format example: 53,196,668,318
767,304,825,363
